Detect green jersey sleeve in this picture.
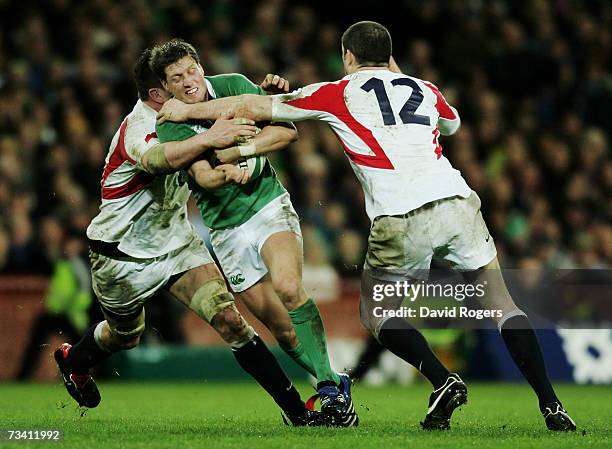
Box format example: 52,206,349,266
156,121,199,144
206,73,266,97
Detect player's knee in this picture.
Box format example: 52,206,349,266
272,326,298,350
189,278,235,322
108,332,142,351
212,306,249,342
272,275,302,307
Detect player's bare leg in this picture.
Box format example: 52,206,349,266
462,257,576,431
237,276,316,377
261,231,357,426
168,263,321,426
167,263,252,344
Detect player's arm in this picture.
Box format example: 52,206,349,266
157,95,272,123
158,81,335,126
215,121,298,164
187,160,250,190
437,107,460,136
157,72,283,124
140,134,213,175
423,82,461,136
146,116,258,174
213,73,298,162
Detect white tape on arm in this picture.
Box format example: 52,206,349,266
239,143,257,157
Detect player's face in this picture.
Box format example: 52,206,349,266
163,56,208,104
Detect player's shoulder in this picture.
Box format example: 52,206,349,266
124,100,156,133
206,73,262,97
291,79,347,96
206,72,250,84
400,74,441,93
156,118,207,143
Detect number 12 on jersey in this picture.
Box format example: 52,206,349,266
361,77,430,126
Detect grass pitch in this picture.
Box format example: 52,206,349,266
0,381,610,449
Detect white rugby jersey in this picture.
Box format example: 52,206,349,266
272,69,471,220
87,100,195,258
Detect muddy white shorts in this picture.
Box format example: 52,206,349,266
90,233,214,318
210,193,302,293
365,191,497,280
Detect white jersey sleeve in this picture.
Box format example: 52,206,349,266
271,81,346,122
122,112,159,169
421,81,461,136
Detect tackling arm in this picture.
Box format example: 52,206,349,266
422,82,461,136
214,122,298,164
188,160,250,190
157,95,273,124
147,116,257,174
141,133,214,175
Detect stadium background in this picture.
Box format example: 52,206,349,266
0,0,610,386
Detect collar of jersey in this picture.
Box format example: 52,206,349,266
350,68,392,77
204,78,217,100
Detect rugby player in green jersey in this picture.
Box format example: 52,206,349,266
151,39,357,427
53,48,328,427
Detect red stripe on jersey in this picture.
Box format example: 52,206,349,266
145,132,157,143
423,82,456,120
102,172,154,200
286,81,394,169
101,119,135,184
100,118,153,200
432,128,442,159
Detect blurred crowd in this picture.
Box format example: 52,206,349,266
0,0,610,280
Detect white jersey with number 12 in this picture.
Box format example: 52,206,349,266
272,69,471,221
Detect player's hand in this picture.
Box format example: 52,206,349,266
206,115,258,148
260,74,289,94
157,98,193,124
217,164,250,185
214,147,241,164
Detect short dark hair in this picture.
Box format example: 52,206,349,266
134,48,162,101
150,38,200,82
341,21,392,66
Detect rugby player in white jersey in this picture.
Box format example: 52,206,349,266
53,49,326,426
156,22,576,432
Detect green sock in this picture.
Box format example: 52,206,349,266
288,298,340,385
285,341,317,378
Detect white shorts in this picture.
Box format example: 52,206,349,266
90,233,214,318
210,193,301,293
365,191,497,280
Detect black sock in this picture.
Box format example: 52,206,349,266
352,335,385,381
378,318,450,389
233,335,305,417
68,323,112,372
500,315,559,409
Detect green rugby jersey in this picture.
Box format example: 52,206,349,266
156,73,286,230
